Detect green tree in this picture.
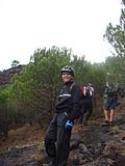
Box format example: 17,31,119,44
104,4,125,83
104,8,125,57
7,47,72,127
104,56,125,83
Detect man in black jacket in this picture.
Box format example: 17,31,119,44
44,66,81,166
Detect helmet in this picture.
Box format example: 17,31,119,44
106,82,109,87
106,81,113,88
61,66,74,76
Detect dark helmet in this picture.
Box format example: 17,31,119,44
61,66,74,76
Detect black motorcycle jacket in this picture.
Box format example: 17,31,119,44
55,80,81,120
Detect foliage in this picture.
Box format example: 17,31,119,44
104,56,125,83
1,47,72,129
104,4,125,85
104,8,125,57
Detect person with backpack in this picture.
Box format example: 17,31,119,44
102,82,119,126
44,66,81,166
78,83,95,126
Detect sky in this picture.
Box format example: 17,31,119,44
0,0,122,70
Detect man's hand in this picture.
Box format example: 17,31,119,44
65,120,73,130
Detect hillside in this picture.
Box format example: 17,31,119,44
0,105,125,166
0,65,125,165
0,65,23,86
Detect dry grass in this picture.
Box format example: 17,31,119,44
0,123,44,152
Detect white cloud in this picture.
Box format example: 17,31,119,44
0,0,122,70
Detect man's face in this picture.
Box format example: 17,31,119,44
61,72,73,83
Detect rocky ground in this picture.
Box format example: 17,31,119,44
0,110,125,166
68,116,125,166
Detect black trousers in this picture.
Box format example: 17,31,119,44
45,113,72,166
78,100,93,124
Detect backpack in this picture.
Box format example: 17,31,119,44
70,83,94,100
80,85,94,98
104,85,119,100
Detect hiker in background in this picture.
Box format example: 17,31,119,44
78,83,95,126
44,66,80,166
102,82,120,126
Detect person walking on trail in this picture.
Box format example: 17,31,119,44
78,83,95,126
44,66,81,166
102,82,119,126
